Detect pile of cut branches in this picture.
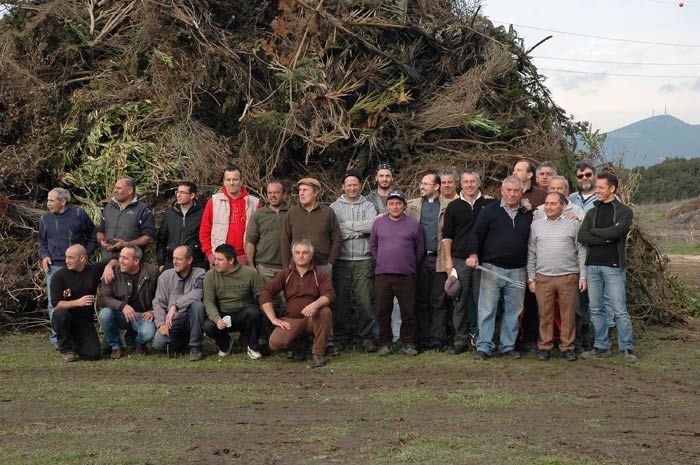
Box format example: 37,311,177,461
0,0,689,328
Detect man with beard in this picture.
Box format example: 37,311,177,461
366,163,394,215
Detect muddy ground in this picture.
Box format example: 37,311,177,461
1,325,699,465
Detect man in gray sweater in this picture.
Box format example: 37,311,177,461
152,246,206,361
527,193,587,362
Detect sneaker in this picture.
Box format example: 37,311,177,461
189,347,203,362
111,348,122,360
378,345,393,356
582,348,612,359
286,350,295,360
312,354,327,368
51,342,59,351
621,349,639,363
134,344,147,356
474,350,489,360
247,346,262,360
450,345,468,355
537,349,550,361
563,349,577,361
62,351,78,362
468,333,477,350
400,344,418,356
503,350,521,359
362,338,378,353
217,338,234,357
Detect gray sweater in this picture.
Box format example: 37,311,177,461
152,267,206,327
330,195,377,261
527,215,587,281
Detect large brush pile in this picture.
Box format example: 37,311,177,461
0,0,688,328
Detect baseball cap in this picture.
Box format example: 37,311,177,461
387,190,407,204
444,268,461,298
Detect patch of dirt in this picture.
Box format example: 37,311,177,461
2,340,700,465
668,254,700,294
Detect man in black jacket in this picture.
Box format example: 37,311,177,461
156,181,207,271
467,176,532,360
442,170,494,354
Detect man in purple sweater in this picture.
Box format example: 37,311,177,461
370,190,425,356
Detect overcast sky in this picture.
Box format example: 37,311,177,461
481,0,700,131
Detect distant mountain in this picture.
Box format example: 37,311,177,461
602,115,700,168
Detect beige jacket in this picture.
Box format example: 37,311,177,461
406,196,451,272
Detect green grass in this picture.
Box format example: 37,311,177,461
660,243,700,255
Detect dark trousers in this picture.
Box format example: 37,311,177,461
452,259,481,348
375,274,416,346
52,310,101,360
152,301,205,353
203,304,263,350
521,287,539,344
332,259,375,342
415,256,448,348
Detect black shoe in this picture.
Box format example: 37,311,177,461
563,349,577,361
431,344,446,353
101,341,111,355
537,349,550,361
503,350,521,359
312,354,327,368
326,344,341,357
189,347,203,362
474,350,489,361
293,349,307,362
451,345,468,355
286,350,295,359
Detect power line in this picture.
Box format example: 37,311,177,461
493,21,700,48
534,56,700,66
539,68,700,78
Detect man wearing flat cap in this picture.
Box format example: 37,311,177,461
330,170,378,352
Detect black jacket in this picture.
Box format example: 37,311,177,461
156,199,207,269
467,201,533,269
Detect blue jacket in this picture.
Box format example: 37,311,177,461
38,206,98,264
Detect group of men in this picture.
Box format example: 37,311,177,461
38,158,639,367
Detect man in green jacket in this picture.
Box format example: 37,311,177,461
203,244,264,360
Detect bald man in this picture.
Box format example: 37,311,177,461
50,245,106,362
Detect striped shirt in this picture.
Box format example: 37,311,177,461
527,215,587,281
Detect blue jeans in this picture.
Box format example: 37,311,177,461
46,264,65,344
475,264,526,355
586,266,634,351
152,301,205,352
98,307,157,349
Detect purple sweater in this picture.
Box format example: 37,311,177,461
370,214,424,275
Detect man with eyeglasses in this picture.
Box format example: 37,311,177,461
156,181,208,271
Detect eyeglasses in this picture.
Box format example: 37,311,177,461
576,172,594,179
176,190,192,195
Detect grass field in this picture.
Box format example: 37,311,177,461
1,326,699,465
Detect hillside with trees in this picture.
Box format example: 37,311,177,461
631,158,700,204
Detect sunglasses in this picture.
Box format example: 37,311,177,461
576,172,594,179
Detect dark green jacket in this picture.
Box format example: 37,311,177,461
577,198,633,269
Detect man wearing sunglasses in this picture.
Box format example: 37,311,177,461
569,160,598,213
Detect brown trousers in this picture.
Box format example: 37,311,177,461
535,273,579,352
268,306,332,356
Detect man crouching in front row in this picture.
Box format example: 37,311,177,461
259,239,334,368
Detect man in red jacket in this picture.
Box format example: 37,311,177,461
199,165,261,267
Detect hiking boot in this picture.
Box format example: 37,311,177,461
378,345,393,356
621,349,639,363
312,354,327,368
503,350,521,359
62,351,78,363
537,349,550,361
400,344,418,356
134,344,147,356
247,346,262,360
217,338,234,357
451,345,468,355
582,348,612,359
189,347,203,362
111,348,122,360
563,349,577,362
474,350,489,361
362,338,378,353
